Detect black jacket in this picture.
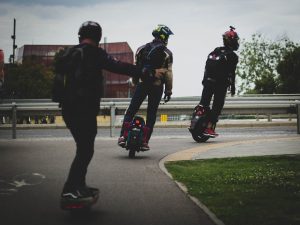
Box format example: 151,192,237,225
56,43,141,115
202,46,238,87
134,39,173,95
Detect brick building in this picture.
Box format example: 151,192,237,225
16,42,135,98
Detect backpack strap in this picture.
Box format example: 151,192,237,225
146,43,165,61
71,47,84,81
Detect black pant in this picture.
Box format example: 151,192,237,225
62,108,97,190
122,82,163,138
200,81,228,123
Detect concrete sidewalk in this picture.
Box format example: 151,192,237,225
162,136,300,162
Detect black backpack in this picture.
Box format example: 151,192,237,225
139,43,166,68
52,47,84,105
133,42,168,84
204,47,232,82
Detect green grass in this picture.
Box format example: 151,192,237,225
165,155,300,225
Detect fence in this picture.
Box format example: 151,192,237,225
1,95,300,138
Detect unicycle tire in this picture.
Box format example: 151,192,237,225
129,149,136,158
192,132,210,143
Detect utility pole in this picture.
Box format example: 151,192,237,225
102,37,107,97
10,18,17,64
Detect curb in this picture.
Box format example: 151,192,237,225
159,156,225,225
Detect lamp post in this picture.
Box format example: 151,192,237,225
10,18,17,64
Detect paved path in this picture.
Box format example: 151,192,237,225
163,136,300,162
0,127,299,225
0,137,214,225
193,137,300,159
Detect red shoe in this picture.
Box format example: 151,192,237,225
118,136,126,148
141,126,151,151
203,128,218,138
141,142,150,151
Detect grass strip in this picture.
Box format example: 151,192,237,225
165,155,300,225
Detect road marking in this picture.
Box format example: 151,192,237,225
0,173,46,196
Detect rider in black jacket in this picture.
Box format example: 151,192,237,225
199,26,239,137
56,21,154,204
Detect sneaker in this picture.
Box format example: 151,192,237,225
61,186,98,210
141,142,150,151
203,128,218,138
61,187,94,200
85,186,99,197
118,136,126,148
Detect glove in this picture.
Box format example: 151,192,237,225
154,68,168,79
140,65,155,83
163,94,171,103
230,85,236,96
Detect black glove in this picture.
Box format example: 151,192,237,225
230,85,236,96
140,65,155,83
163,94,171,103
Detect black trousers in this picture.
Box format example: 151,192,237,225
122,82,164,138
62,108,97,190
200,81,228,124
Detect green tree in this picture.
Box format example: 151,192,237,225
53,47,68,71
277,47,300,93
4,57,54,98
236,34,297,94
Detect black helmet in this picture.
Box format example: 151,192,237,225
78,21,102,44
223,26,239,51
152,24,174,45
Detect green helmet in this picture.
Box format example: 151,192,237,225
152,24,174,45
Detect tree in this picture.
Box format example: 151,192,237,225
53,47,67,70
3,57,54,98
277,47,300,93
236,34,297,94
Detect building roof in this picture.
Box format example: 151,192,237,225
16,42,133,64
99,42,133,53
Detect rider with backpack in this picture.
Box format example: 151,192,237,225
53,21,159,207
197,26,239,137
118,24,174,151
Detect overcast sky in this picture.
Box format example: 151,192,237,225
0,0,299,97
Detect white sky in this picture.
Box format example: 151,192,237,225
0,0,299,97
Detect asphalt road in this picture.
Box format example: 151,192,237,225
0,126,297,139
0,126,298,225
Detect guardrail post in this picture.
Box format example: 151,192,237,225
256,114,259,121
297,103,300,134
110,102,116,137
12,102,17,139
267,114,272,122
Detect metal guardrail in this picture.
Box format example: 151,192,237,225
1,95,300,138
1,94,300,104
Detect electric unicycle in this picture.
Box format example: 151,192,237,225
60,189,99,211
125,116,145,158
61,196,99,211
188,105,210,143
